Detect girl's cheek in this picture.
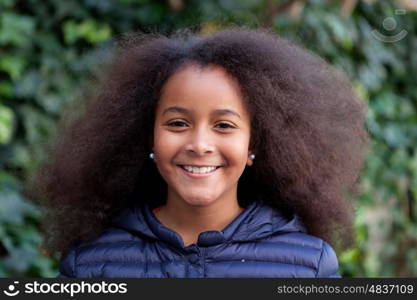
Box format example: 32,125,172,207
225,134,250,153
155,129,180,147
162,133,186,150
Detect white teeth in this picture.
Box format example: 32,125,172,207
182,166,217,174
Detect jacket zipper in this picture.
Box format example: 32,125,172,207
201,247,205,278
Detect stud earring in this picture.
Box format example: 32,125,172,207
249,154,256,160
149,153,155,160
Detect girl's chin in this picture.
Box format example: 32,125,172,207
179,193,219,206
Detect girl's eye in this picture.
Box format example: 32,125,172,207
165,121,235,130
167,121,188,127
215,122,235,130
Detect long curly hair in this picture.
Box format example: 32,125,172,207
26,27,370,256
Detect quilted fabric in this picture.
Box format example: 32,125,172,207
58,200,340,278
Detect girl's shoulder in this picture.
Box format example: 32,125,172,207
265,231,340,277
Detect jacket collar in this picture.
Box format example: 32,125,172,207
112,200,306,251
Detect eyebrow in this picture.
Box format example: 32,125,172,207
162,106,241,119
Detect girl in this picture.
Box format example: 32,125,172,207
28,27,369,278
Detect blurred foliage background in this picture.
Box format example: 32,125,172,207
0,0,416,277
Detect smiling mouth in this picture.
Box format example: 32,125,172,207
178,165,222,175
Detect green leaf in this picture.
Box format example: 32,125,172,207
0,174,39,224
63,20,112,45
0,103,14,144
0,55,27,80
8,142,31,169
15,71,41,98
0,81,13,97
0,13,35,47
18,105,56,144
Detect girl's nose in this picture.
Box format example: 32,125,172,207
184,127,215,155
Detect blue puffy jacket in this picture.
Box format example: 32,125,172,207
58,200,340,278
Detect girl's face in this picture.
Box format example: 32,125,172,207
153,64,253,208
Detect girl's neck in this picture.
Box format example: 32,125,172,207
154,194,244,246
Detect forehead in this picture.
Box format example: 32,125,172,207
157,64,249,118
